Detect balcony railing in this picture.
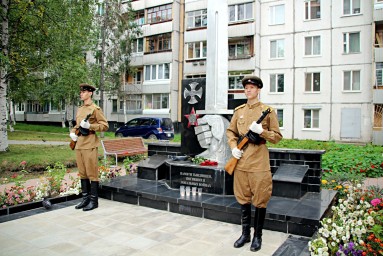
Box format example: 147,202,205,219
123,83,142,93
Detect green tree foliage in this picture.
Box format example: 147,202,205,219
7,0,95,109
1,0,95,151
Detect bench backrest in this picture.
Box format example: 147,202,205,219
102,137,146,153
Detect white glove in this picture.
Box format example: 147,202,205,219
70,132,78,141
80,120,90,129
249,121,263,134
232,147,243,159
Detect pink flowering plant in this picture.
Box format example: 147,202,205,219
1,162,80,208
123,155,145,175
98,165,122,183
0,184,36,208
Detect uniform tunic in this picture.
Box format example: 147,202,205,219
71,102,109,181
226,102,282,207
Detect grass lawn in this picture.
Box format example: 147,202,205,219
1,123,383,182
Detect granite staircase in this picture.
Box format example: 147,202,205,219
99,142,336,238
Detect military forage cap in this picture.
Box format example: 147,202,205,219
241,75,263,89
79,83,96,92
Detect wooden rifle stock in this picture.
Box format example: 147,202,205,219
224,136,250,175
224,107,272,175
69,113,92,150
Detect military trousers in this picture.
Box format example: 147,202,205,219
76,148,99,181
234,169,272,208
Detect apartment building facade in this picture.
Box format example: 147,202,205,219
12,0,383,145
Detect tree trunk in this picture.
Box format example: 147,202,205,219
0,0,10,152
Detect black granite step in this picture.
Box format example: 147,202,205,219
99,174,337,237
272,235,311,256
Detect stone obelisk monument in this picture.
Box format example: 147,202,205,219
194,0,232,164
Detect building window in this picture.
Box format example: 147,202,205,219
343,32,360,53
145,94,169,109
305,72,321,92
187,41,207,59
304,109,319,128
27,101,49,113
343,70,360,91
126,94,142,110
269,4,285,25
276,109,284,128
229,2,253,22
305,0,321,20
270,74,284,93
15,103,25,111
97,3,104,16
112,99,118,112
50,100,65,111
146,33,171,53
119,98,124,111
229,37,252,59
144,64,170,81
132,38,143,53
134,10,145,25
270,39,285,59
187,9,207,29
185,74,206,79
343,0,361,15
305,36,321,56
376,62,383,86
147,4,172,24
228,71,252,90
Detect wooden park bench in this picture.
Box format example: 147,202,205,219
101,137,148,166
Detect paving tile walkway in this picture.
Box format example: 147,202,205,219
0,199,289,256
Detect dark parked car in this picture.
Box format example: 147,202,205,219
115,117,174,140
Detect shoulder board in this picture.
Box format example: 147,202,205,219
93,103,101,110
234,104,246,111
261,104,274,112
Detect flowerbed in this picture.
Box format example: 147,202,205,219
0,161,128,209
309,182,383,256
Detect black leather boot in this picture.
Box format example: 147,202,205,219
75,179,91,209
234,204,251,248
83,181,99,211
250,207,266,252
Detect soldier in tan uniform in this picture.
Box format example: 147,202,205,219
226,75,282,252
70,83,109,211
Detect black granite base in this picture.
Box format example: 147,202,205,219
0,197,82,223
137,155,170,180
0,194,81,218
272,164,309,199
99,174,337,237
137,155,234,195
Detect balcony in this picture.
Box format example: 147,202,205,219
375,4,383,22
375,47,383,62
123,83,142,94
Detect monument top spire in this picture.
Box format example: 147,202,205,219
197,0,233,115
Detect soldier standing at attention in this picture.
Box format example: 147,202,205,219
70,83,109,211
226,76,282,252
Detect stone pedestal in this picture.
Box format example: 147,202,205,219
272,164,309,199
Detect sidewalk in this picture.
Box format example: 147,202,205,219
0,199,289,256
8,140,68,146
